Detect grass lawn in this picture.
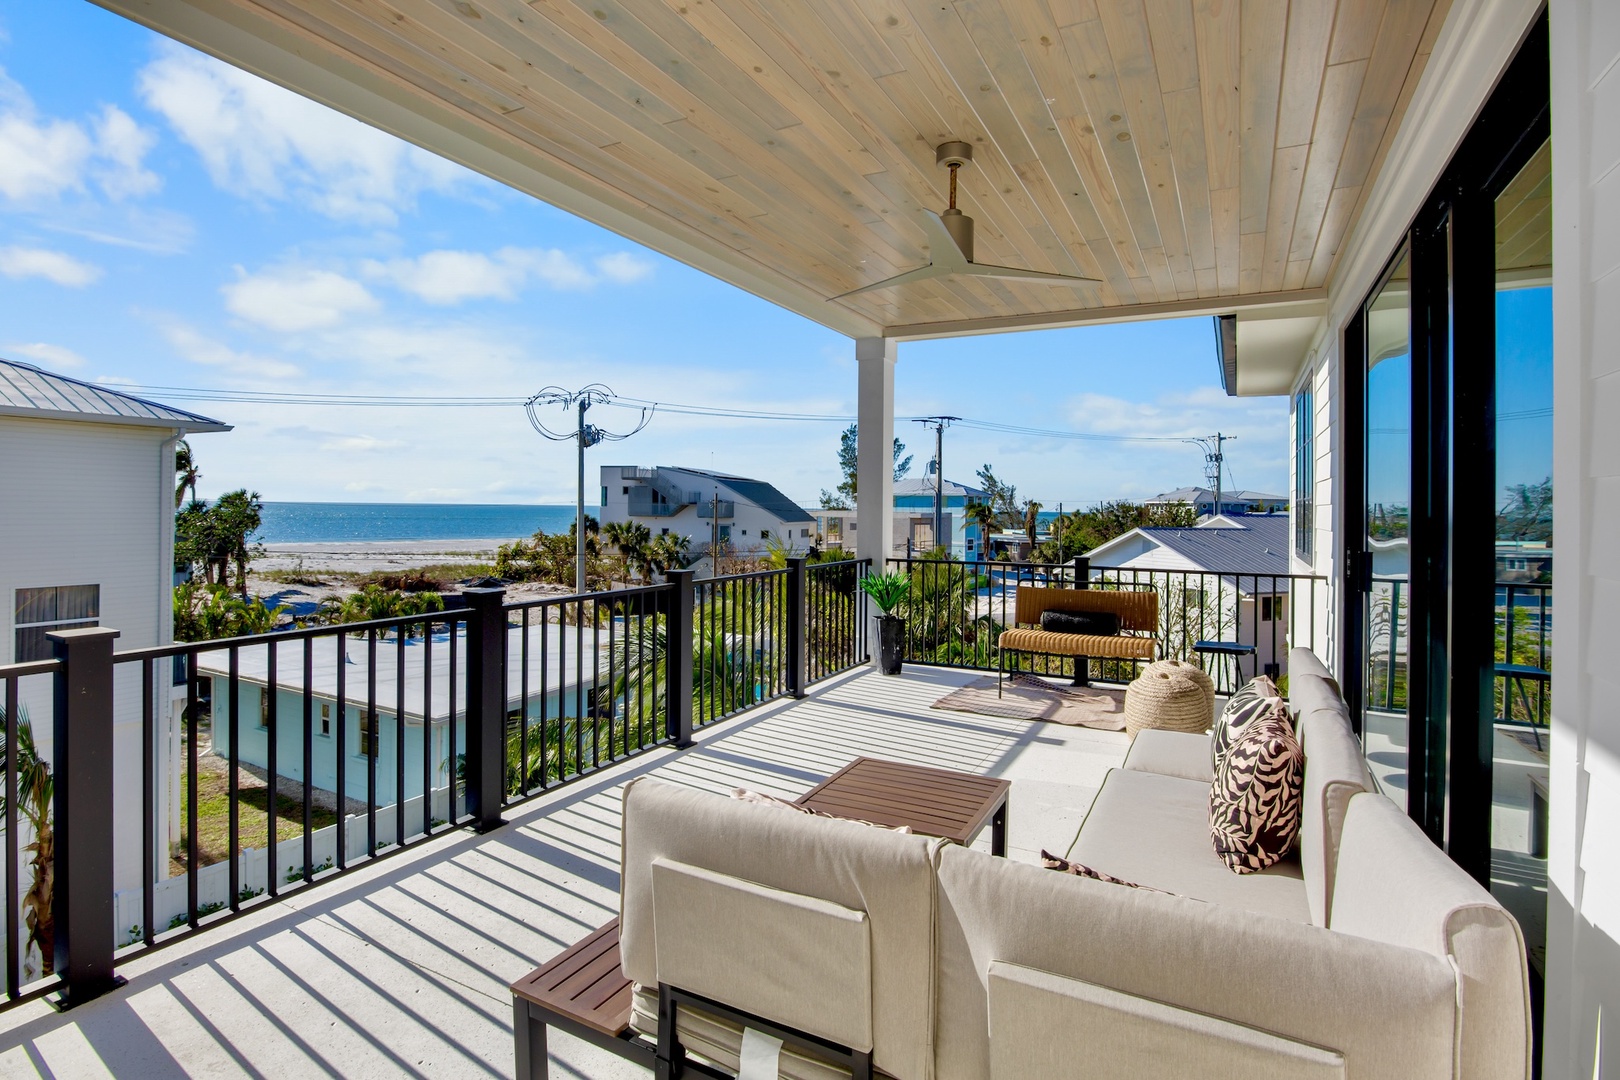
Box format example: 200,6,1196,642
172,761,339,879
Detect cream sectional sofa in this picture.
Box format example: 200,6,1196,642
618,648,1531,1079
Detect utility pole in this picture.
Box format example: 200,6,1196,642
525,385,653,595
913,416,960,552
1197,432,1234,516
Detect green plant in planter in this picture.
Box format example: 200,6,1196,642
859,572,910,615
860,572,911,675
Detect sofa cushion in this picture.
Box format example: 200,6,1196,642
1122,728,1215,784
1210,674,1284,772
1066,769,1309,922
1040,609,1120,636
986,960,1346,1079
1209,708,1304,874
620,778,944,1080
934,844,1461,1080
650,857,873,1052
1331,793,1532,1080
1286,648,1374,926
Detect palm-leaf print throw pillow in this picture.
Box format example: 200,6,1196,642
1210,674,1285,773
1209,703,1303,874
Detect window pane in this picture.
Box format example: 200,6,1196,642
56,585,99,621
14,587,56,625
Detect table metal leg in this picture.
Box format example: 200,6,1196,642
514,999,549,1080
991,799,1008,857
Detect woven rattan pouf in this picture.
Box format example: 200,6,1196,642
1123,660,1216,741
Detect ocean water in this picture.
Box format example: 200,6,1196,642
257,503,577,543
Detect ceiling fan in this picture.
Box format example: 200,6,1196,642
830,141,1101,301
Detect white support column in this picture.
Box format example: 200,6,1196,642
855,337,896,578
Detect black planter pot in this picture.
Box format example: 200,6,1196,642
876,614,905,675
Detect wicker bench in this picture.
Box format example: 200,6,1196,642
997,585,1157,693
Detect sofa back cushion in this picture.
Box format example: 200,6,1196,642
651,858,874,1052
621,778,944,1080
934,844,1460,1080
1331,793,1531,1080
986,960,1346,1079
1286,648,1372,925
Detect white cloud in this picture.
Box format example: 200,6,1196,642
593,251,654,285
91,106,161,199
318,434,404,453
364,249,528,305
0,246,102,286
364,246,655,304
159,320,301,379
0,70,160,202
223,267,378,332
138,44,466,225
4,342,87,369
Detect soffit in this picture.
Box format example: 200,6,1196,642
100,0,1450,340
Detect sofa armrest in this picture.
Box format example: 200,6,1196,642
935,845,1466,1080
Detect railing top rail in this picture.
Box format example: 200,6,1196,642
888,555,1328,582
804,557,865,570
0,658,60,679
115,607,473,663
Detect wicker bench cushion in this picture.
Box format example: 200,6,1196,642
997,628,1155,659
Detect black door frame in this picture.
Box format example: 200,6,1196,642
1340,12,1549,884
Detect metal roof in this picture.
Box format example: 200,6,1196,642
1135,515,1292,578
682,468,813,524
1146,487,1287,505
0,358,230,432
893,477,990,500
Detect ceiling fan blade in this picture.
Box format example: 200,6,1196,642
958,261,1102,285
828,261,948,301
920,209,971,271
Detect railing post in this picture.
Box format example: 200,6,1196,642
462,587,507,834
666,571,695,746
786,557,809,698
49,626,123,1008
1072,556,1090,589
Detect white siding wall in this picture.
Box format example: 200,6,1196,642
0,415,176,895
1546,0,1620,1072
1287,345,1339,673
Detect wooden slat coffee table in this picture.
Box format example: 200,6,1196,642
796,757,1011,856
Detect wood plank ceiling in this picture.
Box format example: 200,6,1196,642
142,0,1451,337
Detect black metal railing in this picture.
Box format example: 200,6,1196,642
694,567,790,727
886,556,1326,689
805,558,871,683
0,656,63,1008
1366,577,1553,727
0,558,875,1010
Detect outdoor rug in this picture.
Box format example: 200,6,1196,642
931,673,1127,730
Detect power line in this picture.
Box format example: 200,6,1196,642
114,381,1202,444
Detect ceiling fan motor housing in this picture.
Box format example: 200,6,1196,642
935,140,974,168
940,207,974,260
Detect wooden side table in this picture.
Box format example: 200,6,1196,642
796,756,1011,856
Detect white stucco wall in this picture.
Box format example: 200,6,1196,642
1545,0,1620,1071
600,466,814,558
0,415,180,896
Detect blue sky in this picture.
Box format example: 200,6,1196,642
0,1,1287,509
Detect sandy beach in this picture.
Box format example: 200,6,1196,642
253,538,513,575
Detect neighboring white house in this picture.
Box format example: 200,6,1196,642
1144,487,1289,518
1085,514,1295,684
0,358,228,902
817,476,992,559
601,466,816,559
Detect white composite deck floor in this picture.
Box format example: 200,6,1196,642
0,665,1129,1079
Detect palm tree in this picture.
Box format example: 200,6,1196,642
174,440,201,509
602,520,652,584
1023,501,1043,552
965,501,999,561
0,706,54,977
647,532,690,578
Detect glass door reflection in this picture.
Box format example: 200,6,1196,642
1363,251,1412,806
